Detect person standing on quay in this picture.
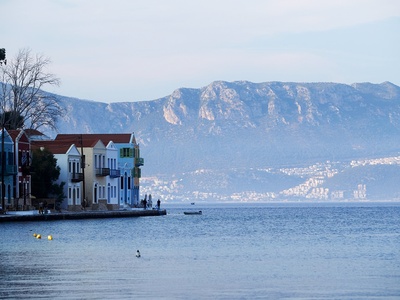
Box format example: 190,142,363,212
143,198,147,210
157,199,161,210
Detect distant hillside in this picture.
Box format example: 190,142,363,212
43,80,400,202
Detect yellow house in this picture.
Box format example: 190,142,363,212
80,139,107,210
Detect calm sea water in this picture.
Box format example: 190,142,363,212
0,202,399,299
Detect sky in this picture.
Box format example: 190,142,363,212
1,0,399,103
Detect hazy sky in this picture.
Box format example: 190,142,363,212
1,0,399,103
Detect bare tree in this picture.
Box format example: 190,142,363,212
0,48,62,130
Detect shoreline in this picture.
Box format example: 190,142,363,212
0,209,167,222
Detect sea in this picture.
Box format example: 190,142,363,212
0,202,399,299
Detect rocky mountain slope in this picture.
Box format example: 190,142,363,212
46,80,400,202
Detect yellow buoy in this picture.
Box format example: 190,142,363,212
36,234,41,239
33,233,37,237
47,235,53,240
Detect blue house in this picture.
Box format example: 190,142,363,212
0,128,17,209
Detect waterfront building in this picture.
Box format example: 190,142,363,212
1,131,143,212
8,130,31,210
31,140,83,211
0,128,17,209
55,133,143,209
88,139,107,210
105,141,120,210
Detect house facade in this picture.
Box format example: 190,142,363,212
64,144,83,211
9,130,32,210
105,141,120,209
30,140,84,211
0,132,144,212
86,139,107,210
54,133,143,210
0,128,17,210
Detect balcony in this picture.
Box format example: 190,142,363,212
135,157,144,167
70,172,84,182
96,168,110,176
132,167,141,178
109,169,121,178
8,165,18,175
0,165,18,175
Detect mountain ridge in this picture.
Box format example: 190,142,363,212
41,80,400,202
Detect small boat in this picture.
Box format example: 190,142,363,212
191,202,195,205
184,210,202,215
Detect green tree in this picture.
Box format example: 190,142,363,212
51,181,66,212
31,148,64,202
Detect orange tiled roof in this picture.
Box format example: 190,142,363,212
8,130,21,140
31,140,77,154
55,134,133,145
24,129,45,137
8,129,30,143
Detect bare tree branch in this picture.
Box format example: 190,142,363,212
0,48,62,130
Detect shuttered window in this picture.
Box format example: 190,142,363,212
120,148,134,158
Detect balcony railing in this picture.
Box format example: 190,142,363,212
96,168,110,176
135,157,144,167
132,167,141,178
0,165,18,175
109,169,121,178
70,172,84,182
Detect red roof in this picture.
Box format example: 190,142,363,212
8,130,21,141
55,134,134,146
31,140,77,154
24,129,45,137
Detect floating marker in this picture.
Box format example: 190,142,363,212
33,233,37,237
47,235,53,240
36,234,41,239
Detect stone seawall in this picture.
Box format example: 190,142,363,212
0,209,167,222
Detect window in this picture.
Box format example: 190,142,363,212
68,186,73,205
120,148,133,158
7,152,13,165
70,160,80,173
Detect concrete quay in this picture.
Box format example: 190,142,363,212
0,209,167,222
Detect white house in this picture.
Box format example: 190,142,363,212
105,141,120,209
31,141,83,211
